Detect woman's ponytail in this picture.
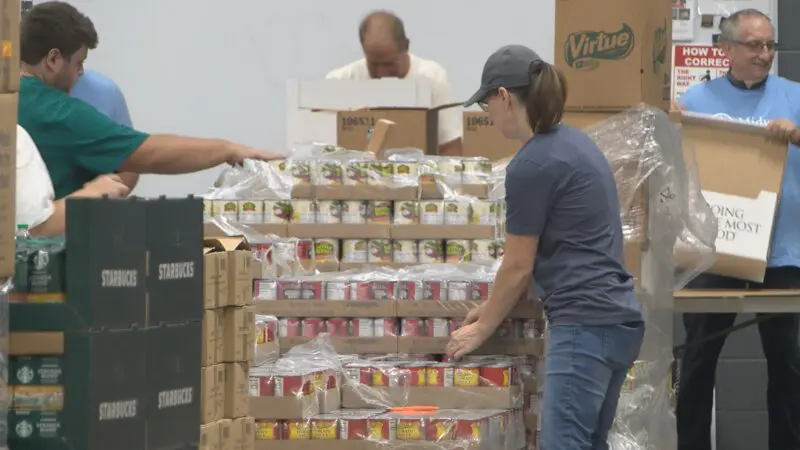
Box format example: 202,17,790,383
525,61,568,133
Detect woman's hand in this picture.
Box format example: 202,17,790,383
446,322,495,359
463,303,485,326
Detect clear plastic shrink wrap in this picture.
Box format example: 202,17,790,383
249,334,529,450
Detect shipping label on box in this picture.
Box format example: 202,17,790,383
337,108,441,154
462,112,519,160
555,0,672,110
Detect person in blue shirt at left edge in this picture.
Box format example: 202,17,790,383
70,69,138,189
676,9,800,450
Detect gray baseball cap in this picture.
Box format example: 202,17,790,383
464,45,543,107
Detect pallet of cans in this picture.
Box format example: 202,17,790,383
249,359,342,419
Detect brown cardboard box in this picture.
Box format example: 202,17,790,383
200,422,220,450
204,238,253,307
672,112,788,282
555,0,671,110
462,112,520,161
201,365,226,423
342,385,522,410
336,105,459,155
0,93,16,278
217,419,233,450
224,362,249,418
231,417,255,450
0,2,20,94
249,392,319,420
222,307,255,362
202,309,222,366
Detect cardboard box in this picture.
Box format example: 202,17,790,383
249,392,319,420
217,419,233,449
231,417,255,450
0,2,20,94
342,385,522,410
200,422,220,450
462,112,520,161
201,365,225,423
222,307,255,362
555,0,671,110
204,238,253,307
224,363,249,418
0,93,14,278
202,309,220,366
253,299,396,318
673,112,788,282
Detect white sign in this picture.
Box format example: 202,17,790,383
672,0,697,42
671,44,730,104
702,190,776,262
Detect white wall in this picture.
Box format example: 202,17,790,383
66,0,555,197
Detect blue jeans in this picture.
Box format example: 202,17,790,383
540,322,645,450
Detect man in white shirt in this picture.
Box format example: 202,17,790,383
327,10,462,156
16,125,129,236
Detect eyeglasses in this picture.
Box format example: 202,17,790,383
731,39,778,52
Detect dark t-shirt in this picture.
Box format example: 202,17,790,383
18,76,149,199
505,124,642,325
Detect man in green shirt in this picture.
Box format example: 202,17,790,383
19,2,279,199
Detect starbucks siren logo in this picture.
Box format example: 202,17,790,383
564,24,635,71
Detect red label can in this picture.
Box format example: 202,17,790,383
283,420,311,439
427,418,455,441
367,417,393,440
325,318,349,337
398,362,429,386
302,318,324,338
470,281,491,301
350,318,375,337
255,420,282,440
373,318,398,337
310,417,339,440
395,280,419,300
453,364,481,387
481,363,513,387
422,280,444,301
426,363,455,387
345,362,373,386
396,417,426,440
401,318,424,336
250,243,273,265
274,374,308,396
295,239,315,265
455,418,481,441
279,318,302,337
339,416,369,440
425,318,450,337
253,279,277,301
249,372,275,396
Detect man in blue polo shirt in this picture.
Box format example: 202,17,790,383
676,9,800,450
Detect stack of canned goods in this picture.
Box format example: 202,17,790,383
249,366,338,398
398,318,544,339
255,276,497,301
255,408,522,443
338,238,504,265
277,317,399,338
344,358,520,388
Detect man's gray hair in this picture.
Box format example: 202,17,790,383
719,8,772,42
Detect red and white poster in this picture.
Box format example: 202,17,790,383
672,44,730,104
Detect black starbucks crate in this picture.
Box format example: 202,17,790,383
10,198,148,331
7,327,147,450
146,321,202,449
147,197,204,325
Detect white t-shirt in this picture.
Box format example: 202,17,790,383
326,54,462,146
16,125,55,229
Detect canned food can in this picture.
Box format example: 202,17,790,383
393,201,420,225
351,318,375,337
427,418,455,441
342,239,368,263
401,318,424,337
394,280,419,301
419,239,444,263
314,239,339,263
284,420,311,439
426,318,451,337
398,362,429,386
373,318,398,337
366,201,392,224
290,200,316,224
370,363,398,387
253,279,277,301
324,281,348,301
447,280,470,301
427,363,455,387
481,363,513,387
368,162,394,185
278,280,323,300
316,200,342,223
256,319,277,344
249,372,275,396
215,200,238,222
462,157,492,184
344,161,370,185
470,281,492,301
295,239,315,265
279,318,301,337
396,417,426,440
450,318,464,332
289,161,312,184
444,201,470,225
341,200,367,224
445,239,470,263
255,420,282,440
313,161,344,186
274,374,308,396
470,200,497,225
301,318,324,338
325,318,349,337
310,417,339,440
419,160,438,185
422,280,445,301
238,200,263,224
454,418,481,441
339,415,370,440
345,362,373,385
393,162,420,185
438,158,464,185
420,201,444,225
522,319,545,338
392,240,419,264
203,200,213,220
454,363,481,387
367,417,394,440
263,200,292,224
350,280,395,301
470,240,494,262
368,239,393,263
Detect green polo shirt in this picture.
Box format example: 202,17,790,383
18,76,150,199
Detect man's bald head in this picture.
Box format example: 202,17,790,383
358,10,410,78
